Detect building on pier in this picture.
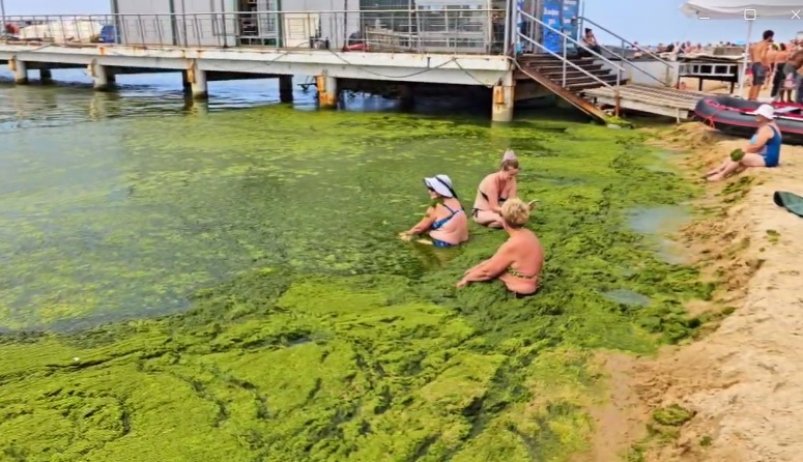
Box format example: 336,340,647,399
3,0,694,123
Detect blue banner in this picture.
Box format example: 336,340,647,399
542,0,563,53
563,0,580,43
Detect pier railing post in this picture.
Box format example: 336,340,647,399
75,15,83,44
503,0,511,56
562,35,567,87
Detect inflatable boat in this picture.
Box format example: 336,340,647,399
694,95,803,145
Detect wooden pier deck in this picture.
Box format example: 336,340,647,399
584,84,707,121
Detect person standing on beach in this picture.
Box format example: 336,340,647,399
771,49,803,102
749,30,775,101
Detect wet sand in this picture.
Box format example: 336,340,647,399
602,123,803,462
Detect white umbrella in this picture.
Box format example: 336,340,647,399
681,0,800,97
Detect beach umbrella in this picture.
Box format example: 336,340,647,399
681,0,801,96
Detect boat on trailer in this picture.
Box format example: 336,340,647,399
694,95,803,144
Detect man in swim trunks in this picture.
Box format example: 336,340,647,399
399,174,469,247
749,30,774,101
457,198,543,297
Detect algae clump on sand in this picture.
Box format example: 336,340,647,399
0,109,709,461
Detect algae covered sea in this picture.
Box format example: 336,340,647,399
0,73,711,461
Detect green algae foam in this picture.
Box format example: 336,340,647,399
0,103,713,461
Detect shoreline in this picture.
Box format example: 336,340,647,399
590,122,803,462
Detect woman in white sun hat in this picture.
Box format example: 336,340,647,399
705,104,783,182
399,174,469,247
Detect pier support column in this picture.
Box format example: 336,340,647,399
181,70,192,95
491,84,515,123
399,84,415,111
88,62,113,91
187,63,208,100
279,75,293,103
39,68,53,83
9,59,28,84
316,75,338,109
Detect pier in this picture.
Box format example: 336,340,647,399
0,3,705,122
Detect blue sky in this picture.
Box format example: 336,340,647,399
584,0,801,45
2,0,802,44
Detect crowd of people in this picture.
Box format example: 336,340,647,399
745,30,803,103
399,151,543,297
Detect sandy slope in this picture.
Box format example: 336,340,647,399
635,124,803,462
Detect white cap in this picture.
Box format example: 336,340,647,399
748,104,775,120
424,174,456,198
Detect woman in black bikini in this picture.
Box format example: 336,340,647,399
472,150,520,228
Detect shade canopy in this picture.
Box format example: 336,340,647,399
681,0,803,19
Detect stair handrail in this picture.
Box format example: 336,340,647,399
578,15,674,86
515,27,620,108
589,42,669,88
518,10,624,89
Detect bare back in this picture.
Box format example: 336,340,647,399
429,198,469,245
751,41,771,66
499,229,544,294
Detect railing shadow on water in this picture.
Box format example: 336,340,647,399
1,9,509,56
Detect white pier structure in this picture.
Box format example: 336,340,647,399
1,2,702,123
0,6,518,121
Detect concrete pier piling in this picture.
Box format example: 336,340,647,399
492,84,515,123
10,59,28,85
187,64,209,100
181,71,192,95
88,62,114,91
39,68,53,83
279,75,293,103
316,75,338,108
399,84,415,110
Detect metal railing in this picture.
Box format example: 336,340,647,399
518,10,624,90
578,16,674,86
0,9,507,55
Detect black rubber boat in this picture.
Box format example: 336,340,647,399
694,95,803,144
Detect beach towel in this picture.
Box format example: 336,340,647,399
774,191,803,218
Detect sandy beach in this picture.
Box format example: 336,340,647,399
596,123,803,462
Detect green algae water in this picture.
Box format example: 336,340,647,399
0,76,713,461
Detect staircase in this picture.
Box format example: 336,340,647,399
514,54,621,122
512,10,702,123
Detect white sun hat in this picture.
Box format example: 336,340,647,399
424,174,457,198
748,104,776,120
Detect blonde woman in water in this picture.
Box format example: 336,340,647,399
457,198,544,297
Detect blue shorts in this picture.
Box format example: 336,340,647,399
432,239,453,248
752,63,767,85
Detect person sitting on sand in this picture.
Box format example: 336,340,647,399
457,198,544,297
399,174,469,247
473,150,528,228
705,104,782,182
